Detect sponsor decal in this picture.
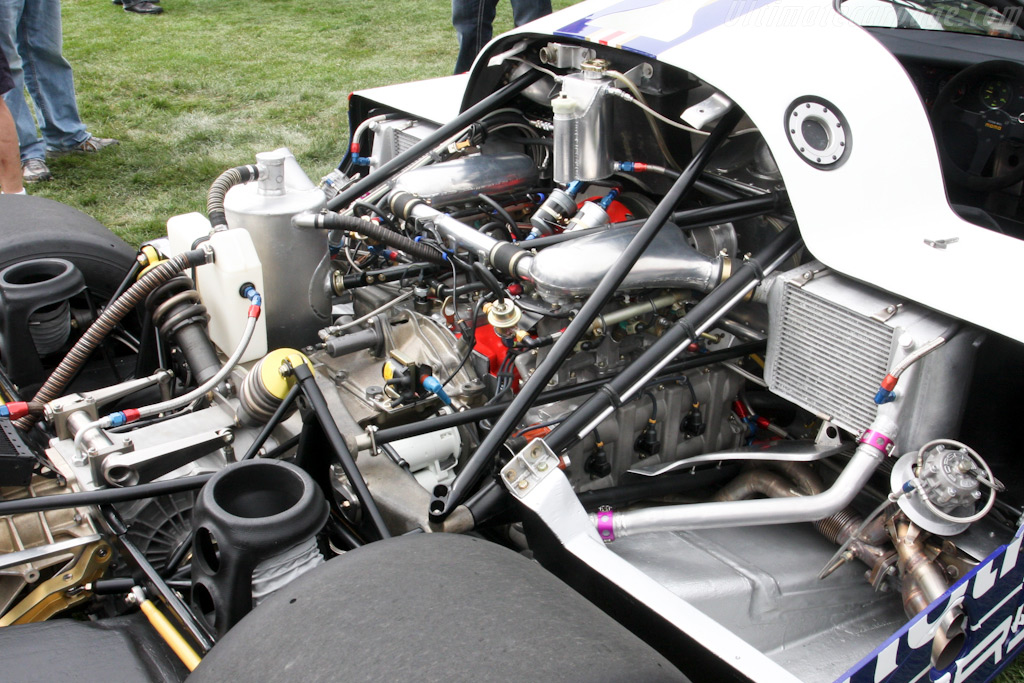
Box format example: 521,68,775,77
554,0,779,57
838,529,1024,683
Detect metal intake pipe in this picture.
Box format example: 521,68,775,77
388,190,725,301
593,411,898,538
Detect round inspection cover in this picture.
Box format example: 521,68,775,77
785,97,850,169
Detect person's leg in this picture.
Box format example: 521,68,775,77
510,0,552,27
18,0,89,152
0,98,23,192
0,0,45,162
453,0,497,74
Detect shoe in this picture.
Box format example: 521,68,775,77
22,159,52,183
75,135,119,152
50,135,120,157
124,2,163,13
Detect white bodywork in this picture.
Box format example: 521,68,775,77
497,0,1023,342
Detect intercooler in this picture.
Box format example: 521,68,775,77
763,264,977,448
369,119,439,171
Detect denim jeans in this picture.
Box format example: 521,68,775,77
0,0,88,162
452,0,552,74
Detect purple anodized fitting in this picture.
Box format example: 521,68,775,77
596,509,615,543
858,429,895,456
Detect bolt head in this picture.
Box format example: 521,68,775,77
517,480,529,490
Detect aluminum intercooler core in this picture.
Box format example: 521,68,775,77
764,265,959,440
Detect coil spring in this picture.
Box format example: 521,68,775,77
147,275,209,338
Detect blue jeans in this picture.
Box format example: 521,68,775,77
0,0,88,162
452,0,552,74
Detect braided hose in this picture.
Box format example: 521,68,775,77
207,164,261,229
293,212,448,266
16,249,209,430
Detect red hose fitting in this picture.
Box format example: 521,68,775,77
0,402,30,420
732,400,750,420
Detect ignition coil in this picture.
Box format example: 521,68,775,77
585,440,612,479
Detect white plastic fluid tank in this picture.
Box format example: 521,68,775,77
167,212,268,362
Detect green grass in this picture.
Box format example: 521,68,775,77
38,0,576,244
22,1,1024,681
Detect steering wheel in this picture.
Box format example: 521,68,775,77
932,60,1024,192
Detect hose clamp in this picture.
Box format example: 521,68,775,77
858,429,895,457
596,507,615,543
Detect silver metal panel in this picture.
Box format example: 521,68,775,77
610,524,908,683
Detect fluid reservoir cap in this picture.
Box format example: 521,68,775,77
552,94,579,117
580,58,611,77
255,151,286,197
784,97,850,170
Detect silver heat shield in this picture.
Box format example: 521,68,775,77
392,153,539,206
763,264,980,451
528,223,722,302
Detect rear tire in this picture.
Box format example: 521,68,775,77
0,196,137,393
0,195,135,292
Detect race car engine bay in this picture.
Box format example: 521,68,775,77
1,28,1023,683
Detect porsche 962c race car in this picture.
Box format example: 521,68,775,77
2,0,1024,681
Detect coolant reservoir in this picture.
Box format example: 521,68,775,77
552,60,614,184
224,148,329,349
167,213,269,363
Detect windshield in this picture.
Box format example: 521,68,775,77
840,0,1024,39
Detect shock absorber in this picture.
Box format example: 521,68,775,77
147,275,221,385
236,348,312,426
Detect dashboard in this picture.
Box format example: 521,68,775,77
868,28,1024,231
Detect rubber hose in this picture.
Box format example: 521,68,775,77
307,212,448,266
17,249,208,430
207,164,260,229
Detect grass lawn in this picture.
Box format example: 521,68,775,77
15,1,1024,681
38,0,577,244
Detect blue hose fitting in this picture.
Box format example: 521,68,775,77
421,375,452,406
